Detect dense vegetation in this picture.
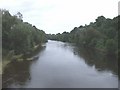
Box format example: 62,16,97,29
2,9,47,60
47,16,119,56
1,9,119,75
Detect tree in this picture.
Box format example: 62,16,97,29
2,9,47,57
105,39,117,54
47,15,118,56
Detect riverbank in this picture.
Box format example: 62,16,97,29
3,40,118,88
2,43,46,74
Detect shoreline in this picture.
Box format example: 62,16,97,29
2,43,46,74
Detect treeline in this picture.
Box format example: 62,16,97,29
2,9,47,58
47,16,119,56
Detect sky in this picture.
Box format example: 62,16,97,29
0,0,119,34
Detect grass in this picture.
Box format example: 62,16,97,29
2,44,42,74
2,60,10,73
2,54,23,74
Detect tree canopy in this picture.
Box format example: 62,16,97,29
47,16,119,56
2,9,47,57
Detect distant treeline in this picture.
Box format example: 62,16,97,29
47,16,119,56
2,9,47,58
2,9,119,59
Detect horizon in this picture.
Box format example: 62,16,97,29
0,0,119,34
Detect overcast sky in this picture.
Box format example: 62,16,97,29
0,0,119,34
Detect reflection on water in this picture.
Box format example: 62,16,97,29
73,46,118,75
2,46,46,88
3,60,32,88
2,40,118,88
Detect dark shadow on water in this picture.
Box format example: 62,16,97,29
2,41,118,88
2,60,32,88
56,41,118,76
2,46,46,88
73,46,118,75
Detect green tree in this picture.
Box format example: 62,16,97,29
105,39,117,54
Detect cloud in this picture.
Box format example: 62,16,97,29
0,0,119,34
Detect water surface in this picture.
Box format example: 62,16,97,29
3,40,118,88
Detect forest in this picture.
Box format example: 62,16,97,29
2,9,47,69
1,9,119,88
2,9,119,60
47,16,119,57
1,9,119,74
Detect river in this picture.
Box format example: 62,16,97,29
2,40,118,88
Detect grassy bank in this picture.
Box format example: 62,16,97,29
2,43,45,74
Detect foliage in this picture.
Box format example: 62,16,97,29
2,9,47,57
47,15,118,55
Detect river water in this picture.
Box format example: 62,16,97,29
2,40,118,88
